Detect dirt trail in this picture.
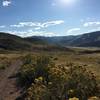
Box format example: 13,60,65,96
0,60,22,100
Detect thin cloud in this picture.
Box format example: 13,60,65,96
10,20,64,29
2,0,11,7
4,30,57,37
67,28,80,35
0,25,5,28
34,27,41,30
83,21,100,27
42,20,64,28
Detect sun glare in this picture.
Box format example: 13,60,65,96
60,0,71,4
58,0,75,7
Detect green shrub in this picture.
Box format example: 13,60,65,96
0,64,6,69
18,63,35,87
26,77,51,100
34,56,52,83
18,56,52,87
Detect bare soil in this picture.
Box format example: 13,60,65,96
0,60,22,100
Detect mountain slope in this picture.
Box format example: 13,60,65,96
0,32,72,52
0,31,100,51
66,31,100,47
0,32,32,50
26,31,100,47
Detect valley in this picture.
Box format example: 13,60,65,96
0,32,100,100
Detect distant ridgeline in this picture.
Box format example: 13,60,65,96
0,31,100,51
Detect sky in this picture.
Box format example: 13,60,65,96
0,0,100,37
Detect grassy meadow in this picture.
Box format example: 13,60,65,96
0,47,100,100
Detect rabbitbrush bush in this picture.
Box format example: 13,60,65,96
18,55,99,100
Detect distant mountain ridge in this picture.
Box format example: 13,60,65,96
26,31,100,47
0,31,100,51
0,32,71,51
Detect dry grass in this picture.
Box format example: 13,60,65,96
1,48,99,80
0,47,100,100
